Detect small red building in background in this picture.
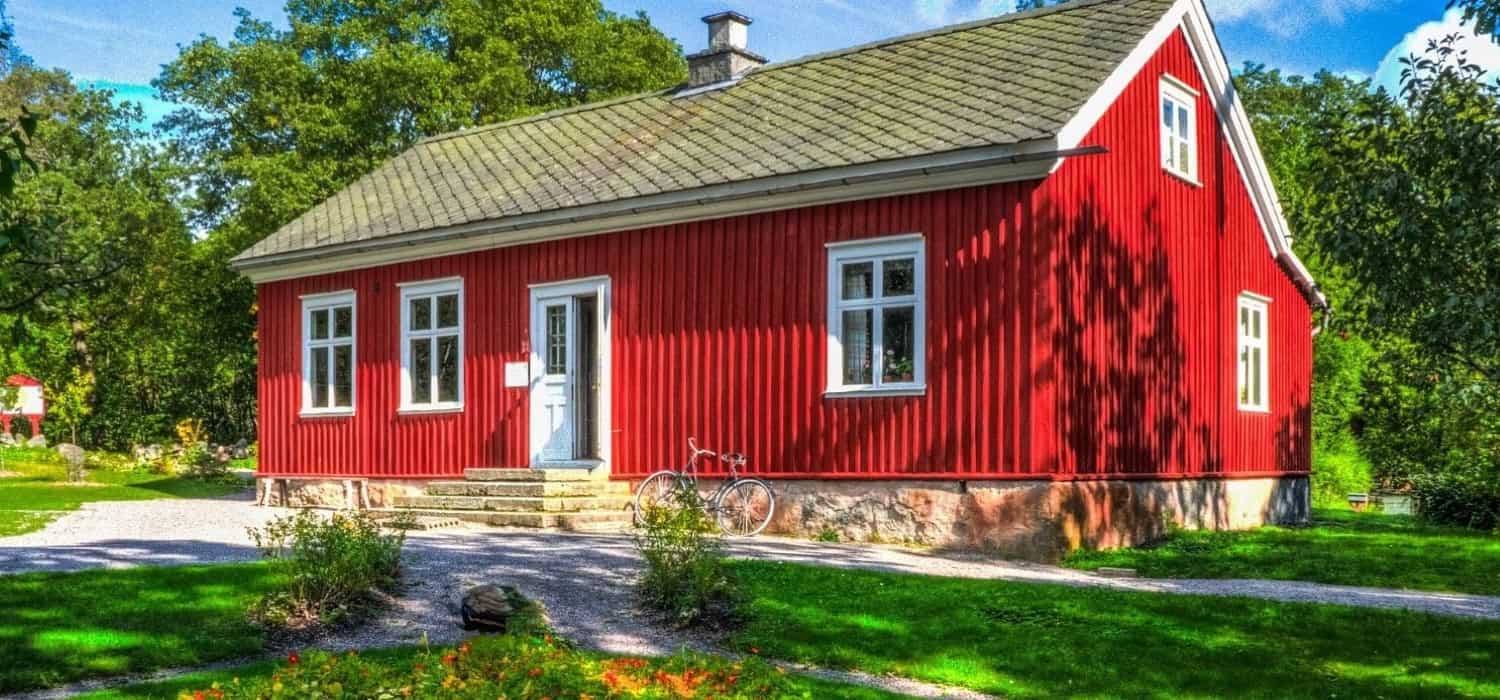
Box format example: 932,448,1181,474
1,374,45,441
234,0,1322,556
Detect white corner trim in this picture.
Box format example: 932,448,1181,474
1053,0,1324,309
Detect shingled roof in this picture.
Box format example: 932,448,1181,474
235,0,1175,266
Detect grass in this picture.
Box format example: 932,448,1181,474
78,646,908,700
0,563,282,693
1063,507,1500,595
0,446,248,537
728,560,1500,699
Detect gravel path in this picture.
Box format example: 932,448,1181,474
4,498,1500,698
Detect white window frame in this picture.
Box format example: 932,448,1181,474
300,290,356,417
399,277,465,413
825,234,927,397
1237,292,1271,413
1160,75,1199,184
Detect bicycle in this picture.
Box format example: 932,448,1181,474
633,438,776,537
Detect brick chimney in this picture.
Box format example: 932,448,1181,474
686,12,766,88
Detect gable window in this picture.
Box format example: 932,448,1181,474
400,278,464,411
302,291,355,415
826,235,926,396
1237,293,1270,412
1160,76,1198,182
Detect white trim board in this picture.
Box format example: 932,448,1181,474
1052,0,1323,309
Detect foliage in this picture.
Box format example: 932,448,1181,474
632,486,740,627
1310,446,1373,507
730,560,1500,698
47,366,93,445
1455,0,1500,39
1064,507,1500,594
0,563,279,693
245,510,406,630
1303,36,1500,388
1410,471,1500,531
150,633,884,700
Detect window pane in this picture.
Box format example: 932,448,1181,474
841,309,873,385
436,294,459,329
1177,105,1190,140
410,297,432,331
1251,347,1263,406
1252,309,1261,339
842,262,874,300
333,306,352,338
410,338,432,403
883,258,915,297
333,344,353,407
311,347,330,408
1162,100,1173,129
1179,142,1190,174
1239,347,1250,404
882,306,916,383
311,309,330,340
437,335,459,403
546,305,567,374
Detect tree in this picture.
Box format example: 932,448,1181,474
155,0,685,253
1455,0,1500,38
1304,36,1500,387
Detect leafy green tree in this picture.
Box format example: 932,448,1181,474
48,366,93,445
1304,37,1500,387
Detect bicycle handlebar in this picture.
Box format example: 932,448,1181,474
687,437,717,458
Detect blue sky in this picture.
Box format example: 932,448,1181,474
9,0,1490,126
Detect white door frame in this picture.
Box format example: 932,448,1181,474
528,275,611,469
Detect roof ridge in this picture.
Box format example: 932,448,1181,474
755,0,1142,75
414,0,1146,148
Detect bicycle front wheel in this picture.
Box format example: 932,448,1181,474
633,470,685,525
715,478,775,537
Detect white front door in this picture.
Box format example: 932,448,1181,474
537,299,576,462
529,277,611,468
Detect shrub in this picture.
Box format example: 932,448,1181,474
1311,446,1374,508
633,486,740,627
246,510,406,630
1410,472,1500,531
179,633,807,700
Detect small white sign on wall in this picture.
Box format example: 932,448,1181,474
504,361,530,388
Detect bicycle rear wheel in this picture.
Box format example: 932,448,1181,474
633,470,685,525
715,478,775,537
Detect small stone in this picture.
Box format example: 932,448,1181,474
231,439,250,460
26,434,46,448
135,444,164,461
0,433,15,447
57,443,86,482
460,584,529,632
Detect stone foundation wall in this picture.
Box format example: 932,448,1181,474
680,475,1309,561
256,477,428,509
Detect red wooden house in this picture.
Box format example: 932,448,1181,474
235,0,1322,557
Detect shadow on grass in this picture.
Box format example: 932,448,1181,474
728,560,1500,699
0,563,281,694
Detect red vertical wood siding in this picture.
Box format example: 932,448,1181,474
256,30,1312,481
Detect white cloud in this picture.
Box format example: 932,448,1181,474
911,0,1013,26
1373,8,1500,95
1205,0,1377,38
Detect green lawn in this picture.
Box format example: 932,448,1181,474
0,447,249,537
1064,507,1500,595
0,563,282,693
729,560,1500,699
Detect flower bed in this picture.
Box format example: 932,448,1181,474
180,634,811,699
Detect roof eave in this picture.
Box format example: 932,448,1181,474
232,139,1096,283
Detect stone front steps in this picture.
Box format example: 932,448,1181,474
376,467,634,532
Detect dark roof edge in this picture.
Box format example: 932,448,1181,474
232,140,1103,272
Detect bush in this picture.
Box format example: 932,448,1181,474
633,487,740,627
246,510,406,630
180,632,809,700
1311,446,1374,508
1410,472,1500,531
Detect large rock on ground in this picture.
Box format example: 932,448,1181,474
26,434,47,448
460,584,532,632
57,443,86,482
